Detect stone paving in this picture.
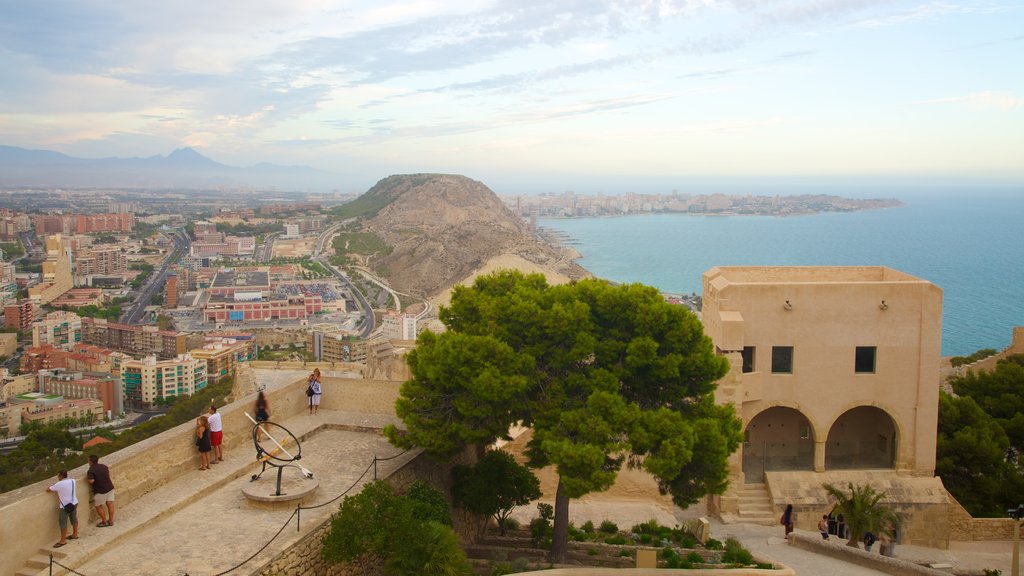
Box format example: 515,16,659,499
30,410,413,576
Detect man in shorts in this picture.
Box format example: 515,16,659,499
87,454,116,527
46,470,79,547
207,405,224,463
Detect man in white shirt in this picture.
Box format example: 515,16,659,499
46,470,79,547
207,405,224,463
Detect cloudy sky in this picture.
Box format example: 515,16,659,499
1,0,1021,194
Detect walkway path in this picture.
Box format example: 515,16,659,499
24,410,414,576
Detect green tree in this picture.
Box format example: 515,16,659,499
452,449,541,535
322,480,470,576
823,482,899,548
936,391,1024,516
385,270,740,562
949,354,1024,452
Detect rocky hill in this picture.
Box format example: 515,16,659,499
345,174,587,298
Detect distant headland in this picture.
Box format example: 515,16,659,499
501,192,903,218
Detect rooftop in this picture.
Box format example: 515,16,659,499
211,270,270,289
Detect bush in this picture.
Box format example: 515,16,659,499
451,450,540,535
599,520,619,534
721,537,754,565
686,551,704,563
632,519,661,534
530,503,554,549
705,538,723,550
618,549,632,558
604,535,627,545
322,480,470,576
580,520,595,533
404,481,452,526
680,534,697,548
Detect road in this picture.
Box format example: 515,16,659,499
258,231,281,262
121,229,189,324
312,223,375,338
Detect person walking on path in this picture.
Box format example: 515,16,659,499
308,368,322,415
819,514,830,540
254,391,270,441
196,416,212,470
47,470,79,548
780,504,794,536
207,405,224,463
87,454,116,527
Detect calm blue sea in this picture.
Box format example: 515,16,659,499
538,194,1024,357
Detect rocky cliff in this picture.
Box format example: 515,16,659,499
348,173,587,297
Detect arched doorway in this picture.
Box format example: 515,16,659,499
742,407,815,483
825,406,897,470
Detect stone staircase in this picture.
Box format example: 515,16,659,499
736,483,777,525
15,548,67,576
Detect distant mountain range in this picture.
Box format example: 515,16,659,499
0,145,337,191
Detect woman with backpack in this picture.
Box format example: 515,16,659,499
307,368,322,415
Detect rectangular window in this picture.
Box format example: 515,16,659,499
771,346,794,374
741,346,756,373
855,346,876,374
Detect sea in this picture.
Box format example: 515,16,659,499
538,194,1024,357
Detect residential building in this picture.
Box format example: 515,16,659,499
0,332,16,357
75,213,134,233
4,299,33,332
20,396,105,426
32,310,83,350
309,329,365,363
74,246,127,277
701,266,947,547
189,338,255,384
39,369,122,415
28,234,73,305
81,317,189,359
380,312,418,341
121,354,208,407
165,273,180,308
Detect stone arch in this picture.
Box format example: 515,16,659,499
824,405,898,470
742,406,816,483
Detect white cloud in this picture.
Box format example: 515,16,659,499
918,91,1024,111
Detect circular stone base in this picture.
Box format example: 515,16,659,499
243,472,320,509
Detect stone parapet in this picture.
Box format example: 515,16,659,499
947,491,1016,541
787,533,951,576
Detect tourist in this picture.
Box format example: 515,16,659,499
207,405,224,463
780,503,794,536
863,530,877,552
254,391,270,441
87,454,116,527
46,470,79,548
818,514,830,540
196,416,212,470
308,368,322,415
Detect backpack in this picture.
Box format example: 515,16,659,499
306,384,314,397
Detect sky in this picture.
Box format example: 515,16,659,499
1,0,1022,195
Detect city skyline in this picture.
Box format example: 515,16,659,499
1,1,1022,196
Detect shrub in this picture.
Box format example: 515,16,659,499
639,533,653,544
604,535,627,545
530,503,554,549
632,519,661,534
619,549,632,558
686,551,704,563
721,537,754,565
404,481,452,526
679,534,697,548
580,520,595,533
599,520,619,534
705,538,723,550
587,549,599,556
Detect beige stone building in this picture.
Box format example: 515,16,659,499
701,266,949,547
28,234,73,305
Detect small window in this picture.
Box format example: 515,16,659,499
741,346,756,373
855,346,876,374
771,346,793,374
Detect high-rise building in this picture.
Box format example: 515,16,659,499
75,213,134,233
3,299,34,332
28,234,73,305
32,310,82,350
121,354,208,407
80,317,189,359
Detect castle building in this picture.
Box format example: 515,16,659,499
701,266,948,547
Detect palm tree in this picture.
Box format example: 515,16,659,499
823,482,900,548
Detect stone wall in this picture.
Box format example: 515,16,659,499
948,326,1024,380
787,533,951,576
252,445,486,576
0,370,393,576
947,491,1016,541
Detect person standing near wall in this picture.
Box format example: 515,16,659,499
780,504,794,536
207,405,224,463
196,416,212,470
254,391,270,441
87,454,116,527
46,470,79,548
818,514,830,540
308,368,322,415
